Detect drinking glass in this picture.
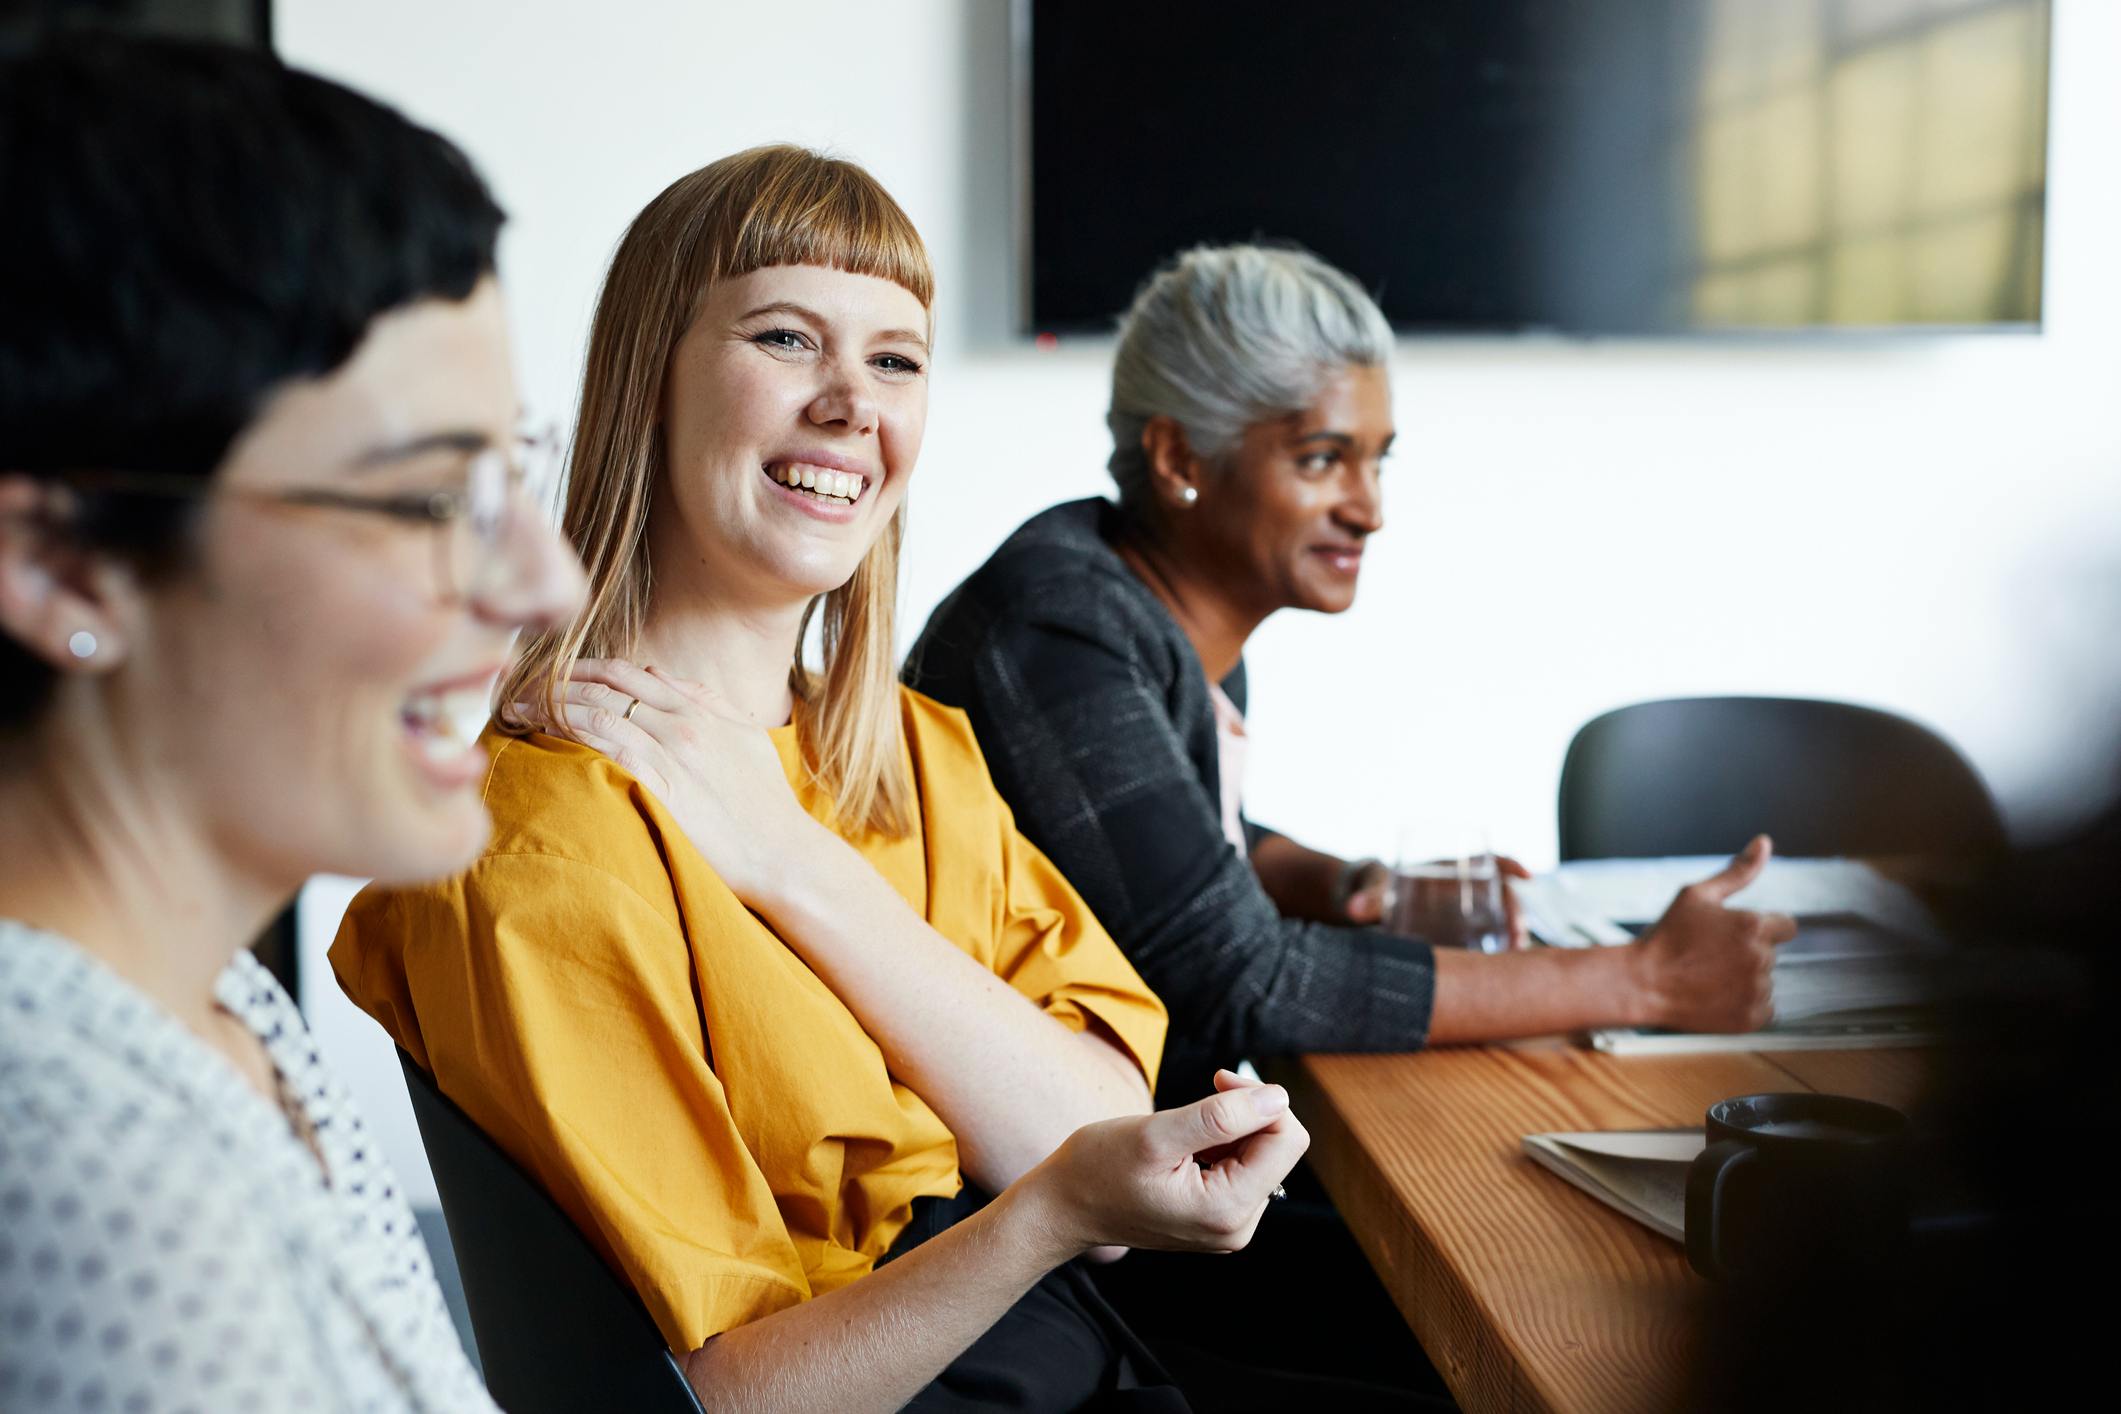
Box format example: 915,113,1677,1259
1387,853,1510,954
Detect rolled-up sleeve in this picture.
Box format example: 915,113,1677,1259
901,694,1169,1090
990,810,1168,1090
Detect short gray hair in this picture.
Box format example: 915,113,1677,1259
1106,243,1392,507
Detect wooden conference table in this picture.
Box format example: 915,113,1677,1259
1278,1039,1931,1414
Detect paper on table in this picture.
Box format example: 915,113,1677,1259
1522,1128,1703,1243
1544,1129,1707,1162
1517,857,1945,948
1588,1012,1943,1055
1515,858,1952,1053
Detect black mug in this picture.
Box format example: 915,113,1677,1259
1685,1092,1909,1283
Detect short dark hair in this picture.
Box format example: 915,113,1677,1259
0,35,506,725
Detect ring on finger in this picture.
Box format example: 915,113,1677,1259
621,696,641,722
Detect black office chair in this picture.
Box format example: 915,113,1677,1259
1557,696,2005,862
397,1050,705,1414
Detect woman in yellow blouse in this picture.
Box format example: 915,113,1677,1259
332,146,1309,1413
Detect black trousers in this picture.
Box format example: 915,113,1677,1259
884,1184,1452,1412
884,1188,1189,1412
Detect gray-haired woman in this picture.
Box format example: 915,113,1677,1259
907,242,1796,1394
909,243,1794,1109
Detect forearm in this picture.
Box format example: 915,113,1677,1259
682,1180,1074,1413
1425,943,1655,1044
1248,830,1349,923
758,835,1152,1190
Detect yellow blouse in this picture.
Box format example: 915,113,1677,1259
330,687,1165,1353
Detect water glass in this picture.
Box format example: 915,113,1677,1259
1387,854,1510,954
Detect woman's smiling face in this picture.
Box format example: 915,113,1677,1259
651,263,930,610
1189,363,1394,617
76,278,587,889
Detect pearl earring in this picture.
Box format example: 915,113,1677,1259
1179,486,1199,505
67,630,98,660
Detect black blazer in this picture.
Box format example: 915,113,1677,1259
906,498,1435,1108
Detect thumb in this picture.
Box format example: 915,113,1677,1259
1692,834,1772,904
1343,885,1385,925
1142,1085,1287,1160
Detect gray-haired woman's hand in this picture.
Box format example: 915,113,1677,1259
1350,854,1534,947
1626,835,1798,1032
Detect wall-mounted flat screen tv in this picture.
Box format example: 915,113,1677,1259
1026,0,2051,336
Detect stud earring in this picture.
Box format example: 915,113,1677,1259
67,630,98,660
1179,486,1199,505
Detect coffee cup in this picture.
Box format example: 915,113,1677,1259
1685,1091,1909,1283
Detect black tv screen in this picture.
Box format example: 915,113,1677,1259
1026,0,2051,335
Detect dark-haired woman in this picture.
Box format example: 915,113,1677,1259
0,38,584,1412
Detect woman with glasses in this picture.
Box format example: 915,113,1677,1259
332,148,1325,1413
0,38,583,1413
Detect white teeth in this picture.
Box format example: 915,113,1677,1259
403,683,493,763
765,463,865,505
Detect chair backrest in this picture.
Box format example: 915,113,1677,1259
1557,696,2005,862
397,1050,705,1414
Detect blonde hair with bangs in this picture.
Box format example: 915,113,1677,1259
499,144,932,839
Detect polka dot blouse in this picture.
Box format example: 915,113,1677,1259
0,919,497,1413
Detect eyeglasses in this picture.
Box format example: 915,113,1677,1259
43,429,564,605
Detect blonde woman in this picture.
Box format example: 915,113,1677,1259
331,148,1312,1413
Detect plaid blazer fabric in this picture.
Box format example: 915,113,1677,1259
907,498,1436,1107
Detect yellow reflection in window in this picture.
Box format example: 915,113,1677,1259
1751,258,1822,326
1912,208,2018,323
1756,87,1823,250
1702,0,1765,107
1698,111,1759,264
1916,7,2040,216
1687,0,2046,326
1759,0,1826,91
1829,234,1907,324
1696,271,1749,326
1830,46,1919,234
1840,0,1929,42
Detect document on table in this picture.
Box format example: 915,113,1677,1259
1520,1128,1703,1242
1514,858,1951,1054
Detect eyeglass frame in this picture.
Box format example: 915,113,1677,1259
31,428,564,605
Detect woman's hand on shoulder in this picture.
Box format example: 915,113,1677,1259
1009,1068,1308,1266
515,658,827,903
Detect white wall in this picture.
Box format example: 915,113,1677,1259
280,0,2121,1207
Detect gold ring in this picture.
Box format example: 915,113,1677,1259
621,697,641,722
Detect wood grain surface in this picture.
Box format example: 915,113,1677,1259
1281,1040,1933,1414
